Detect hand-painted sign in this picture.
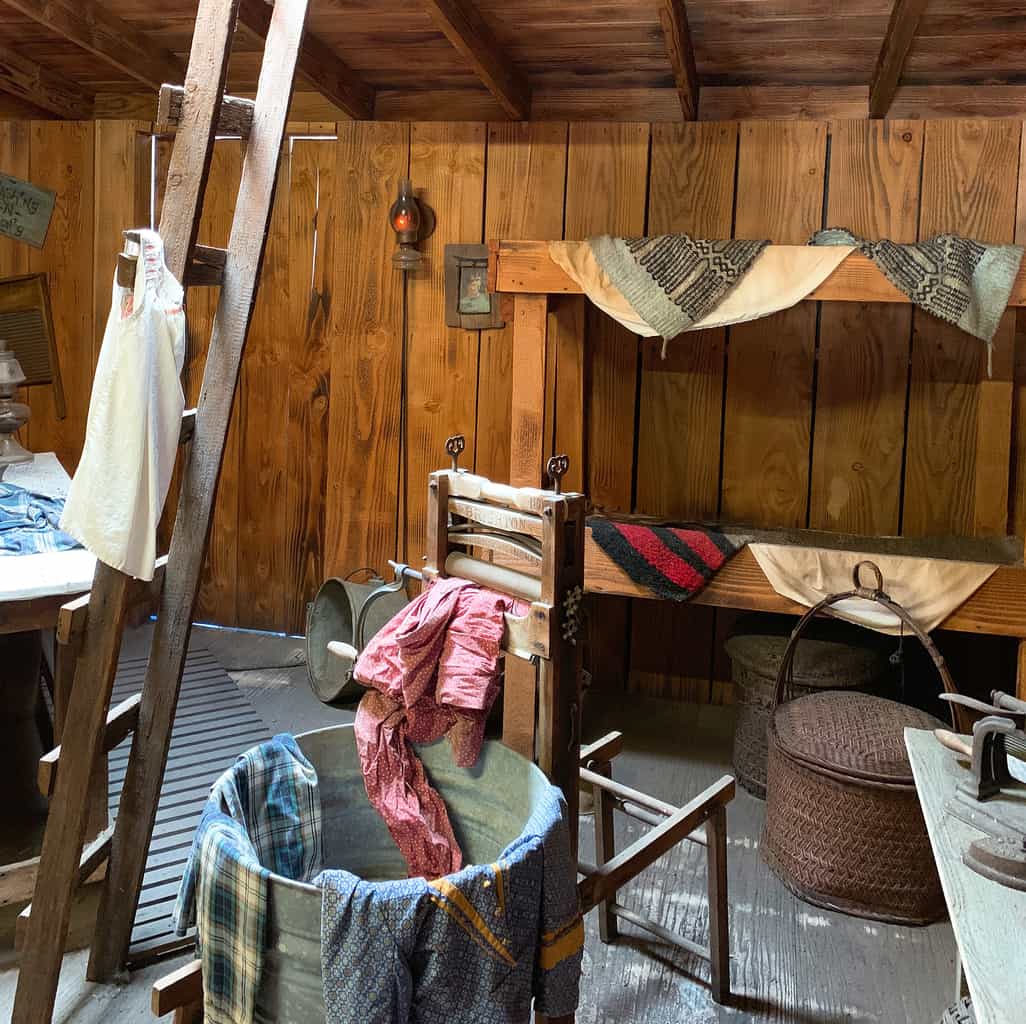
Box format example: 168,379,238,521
0,173,56,249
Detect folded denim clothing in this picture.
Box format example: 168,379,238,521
0,481,80,555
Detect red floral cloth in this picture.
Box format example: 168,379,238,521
353,576,520,879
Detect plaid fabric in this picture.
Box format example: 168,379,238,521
173,734,322,1024
318,782,582,1023
0,481,80,555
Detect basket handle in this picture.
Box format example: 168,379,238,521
852,560,884,595
770,560,965,731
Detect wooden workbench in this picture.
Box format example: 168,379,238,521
906,728,1026,1024
0,454,97,923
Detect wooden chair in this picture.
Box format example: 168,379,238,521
151,453,734,1020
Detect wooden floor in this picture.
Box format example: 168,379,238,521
1,629,959,1022
577,693,958,1024
109,645,270,963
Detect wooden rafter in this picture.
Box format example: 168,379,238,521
869,0,930,118
237,0,374,120
0,42,92,120
0,0,184,91
421,0,530,120
659,0,699,120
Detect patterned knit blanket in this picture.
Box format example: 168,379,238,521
590,234,769,339
811,228,1023,344
589,517,743,602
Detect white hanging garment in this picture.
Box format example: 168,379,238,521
60,229,187,581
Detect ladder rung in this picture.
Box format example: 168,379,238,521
56,559,169,648
191,244,227,270
117,243,227,289
156,83,255,138
38,694,143,798
14,826,114,950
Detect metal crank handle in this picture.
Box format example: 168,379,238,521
327,641,359,662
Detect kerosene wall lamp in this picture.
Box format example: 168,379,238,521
389,178,425,270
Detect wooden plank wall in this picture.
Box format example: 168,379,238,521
0,120,149,474
8,118,1026,702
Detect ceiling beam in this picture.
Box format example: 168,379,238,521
421,0,530,120
659,0,699,120
0,42,92,119
0,0,184,91
237,0,374,120
869,0,930,118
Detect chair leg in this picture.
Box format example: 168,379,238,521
173,1002,202,1024
592,760,618,943
706,804,730,1004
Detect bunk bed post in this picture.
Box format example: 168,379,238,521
511,292,551,487
507,291,552,769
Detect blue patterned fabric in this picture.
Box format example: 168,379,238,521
172,734,322,1024
317,783,582,1023
0,481,80,555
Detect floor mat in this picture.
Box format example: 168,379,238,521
108,645,270,963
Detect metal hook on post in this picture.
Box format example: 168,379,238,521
546,454,570,494
445,434,465,473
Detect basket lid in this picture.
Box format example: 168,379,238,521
724,632,888,687
771,691,944,784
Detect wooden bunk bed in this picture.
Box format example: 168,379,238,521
488,239,1026,698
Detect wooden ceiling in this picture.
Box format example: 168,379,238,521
0,0,1025,123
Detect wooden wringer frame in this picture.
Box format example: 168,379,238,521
428,436,735,1009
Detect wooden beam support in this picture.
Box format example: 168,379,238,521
421,0,530,120
237,0,374,120
0,0,184,91
0,42,92,120
659,0,699,121
869,0,930,118
489,240,1026,307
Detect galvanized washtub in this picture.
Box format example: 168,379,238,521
252,724,551,1023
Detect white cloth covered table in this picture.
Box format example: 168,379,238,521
0,453,95,604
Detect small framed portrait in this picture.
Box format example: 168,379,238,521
458,266,491,315
444,244,505,330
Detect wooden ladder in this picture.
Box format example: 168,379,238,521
12,1,309,1019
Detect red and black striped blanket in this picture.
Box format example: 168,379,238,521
588,517,744,602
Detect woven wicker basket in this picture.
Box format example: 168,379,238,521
726,620,890,798
762,561,958,925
